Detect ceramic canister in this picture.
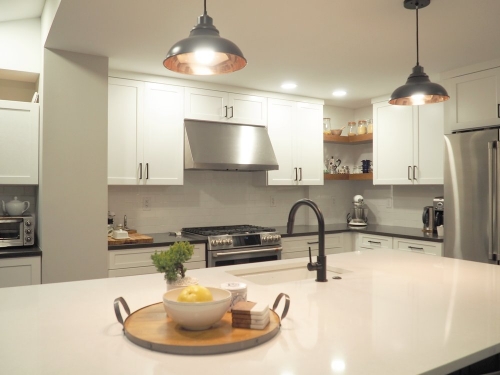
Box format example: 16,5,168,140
220,282,247,311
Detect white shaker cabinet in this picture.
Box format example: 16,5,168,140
184,87,267,126
108,78,183,185
267,99,323,186
443,66,500,133
0,256,41,288
373,101,443,185
0,100,39,185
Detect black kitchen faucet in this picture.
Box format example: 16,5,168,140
286,199,328,282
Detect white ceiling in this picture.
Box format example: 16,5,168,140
9,0,500,108
0,0,45,22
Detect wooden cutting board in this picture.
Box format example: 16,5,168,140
121,302,281,355
108,232,154,246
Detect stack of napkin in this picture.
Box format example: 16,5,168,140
232,301,270,330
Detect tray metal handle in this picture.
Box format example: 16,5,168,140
114,297,131,328
272,293,290,323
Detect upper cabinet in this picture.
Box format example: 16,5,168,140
108,78,183,185
267,99,323,186
443,66,500,133
184,87,267,126
373,101,443,185
0,100,39,184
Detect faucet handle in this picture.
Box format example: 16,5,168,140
308,246,313,264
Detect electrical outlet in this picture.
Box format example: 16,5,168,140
386,198,392,208
270,196,276,207
143,196,151,211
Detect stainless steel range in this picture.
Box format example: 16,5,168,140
182,225,282,268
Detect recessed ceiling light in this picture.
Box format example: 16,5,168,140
332,90,347,97
281,82,297,89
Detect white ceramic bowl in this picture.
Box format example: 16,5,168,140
163,287,231,330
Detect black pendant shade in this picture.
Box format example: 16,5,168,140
163,6,246,75
389,65,449,105
389,0,449,105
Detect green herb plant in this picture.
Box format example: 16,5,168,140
151,241,194,282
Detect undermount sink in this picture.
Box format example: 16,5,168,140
227,261,351,285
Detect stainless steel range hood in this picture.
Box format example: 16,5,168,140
184,120,279,171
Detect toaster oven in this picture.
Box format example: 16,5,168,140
0,215,35,247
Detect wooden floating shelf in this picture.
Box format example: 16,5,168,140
323,133,373,144
324,172,373,181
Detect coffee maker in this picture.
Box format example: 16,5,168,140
433,196,444,227
347,195,368,226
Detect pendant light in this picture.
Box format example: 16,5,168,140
163,0,247,75
389,0,449,105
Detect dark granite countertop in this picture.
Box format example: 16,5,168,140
108,233,206,250
0,246,42,259
275,224,443,243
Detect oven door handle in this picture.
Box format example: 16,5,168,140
212,247,283,257
0,219,22,223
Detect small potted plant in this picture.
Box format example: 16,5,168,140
151,241,198,290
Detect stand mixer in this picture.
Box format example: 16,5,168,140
346,195,368,226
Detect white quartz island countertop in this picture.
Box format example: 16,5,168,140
1,250,500,375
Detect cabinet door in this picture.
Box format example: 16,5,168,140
108,78,144,185
444,67,500,133
393,238,442,256
0,256,41,287
267,99,296,185
227,93,267,126
0,101,39,184
144,83,184,185
373,102,414,185
184,87,227,122
296,102,324,185
415,103,444,184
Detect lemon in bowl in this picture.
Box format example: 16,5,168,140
163,286,231,330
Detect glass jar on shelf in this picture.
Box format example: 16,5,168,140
348,121,357,136
323,118,331,135
367,119,373,134
357,120,367,135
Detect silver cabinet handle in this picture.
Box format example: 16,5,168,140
497,104,500,118
139,163,143,179
146,163,149,179
408,166,412,181
299,167,302,181
409,246,424,251
413,165,417,180
294,167,298,181
224,105,228,117
368,241,381,244
228,106,234,119
307,241,318,245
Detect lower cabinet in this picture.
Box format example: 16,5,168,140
355,233,393,251
281,233,350,260
108,244,206,278
392,238,443,256
0,256,41,288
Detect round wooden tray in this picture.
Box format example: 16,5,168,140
114,295,289,355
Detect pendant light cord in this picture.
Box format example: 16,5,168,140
204,0,207,15
416,3,420,66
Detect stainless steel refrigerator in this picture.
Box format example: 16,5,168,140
444,128,500,264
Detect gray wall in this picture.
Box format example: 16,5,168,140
39,48,108,283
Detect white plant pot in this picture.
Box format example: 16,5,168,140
166,276,198,291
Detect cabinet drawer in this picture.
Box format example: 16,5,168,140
393,239,442,256
282,234,343,253
359,234,393,249
109,244,205,270
108,260,206,278
0,256,41,287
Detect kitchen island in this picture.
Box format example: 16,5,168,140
1,250,499,375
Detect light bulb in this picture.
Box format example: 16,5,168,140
194,49,215,65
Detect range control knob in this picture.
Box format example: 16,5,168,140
216,239,222,245
26,236,32,242
273,235,279,241
228,239,233,245
211,240,217,246
25,221,32,227
223,239,230,245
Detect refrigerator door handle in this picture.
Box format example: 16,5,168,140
488,141,498,261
